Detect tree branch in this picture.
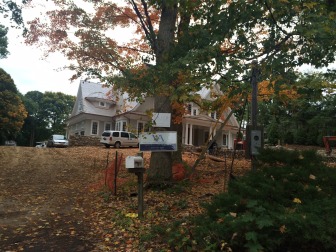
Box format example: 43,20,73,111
129,0,156,52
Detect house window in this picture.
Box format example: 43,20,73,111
80,131,85,136
105,123,111,131
210,111,217,119
137,122,144,135
116,120,127,131
222,134,228,146
137,121,150,135
91,121,98,135
187,104,192,114
193,109,198,116
99,101,106,107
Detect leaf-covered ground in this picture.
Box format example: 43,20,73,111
0,145,332,251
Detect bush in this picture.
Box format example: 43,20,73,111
165,149,336,251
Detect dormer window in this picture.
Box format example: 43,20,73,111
187,104,192,114
210,111,217,119
99,101,106,107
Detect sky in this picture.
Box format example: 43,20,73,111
0,0,133,97
0,28,80,96
0,1,93,97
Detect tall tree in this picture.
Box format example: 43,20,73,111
25,0,336,183
17,91,75,146
18,91,48,146
0,68,27,144
40,92,75,133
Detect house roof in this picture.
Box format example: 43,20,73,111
70,80,118,118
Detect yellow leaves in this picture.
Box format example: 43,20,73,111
309,174,316,180
303,2,318,9
229,212,237,218
293,198,302,204
257,80,300,103
125,213,138,218
279,225,286,233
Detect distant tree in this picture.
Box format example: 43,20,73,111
259,74,336,146
0,68,27,144
17,91,75,146
17,91,49,146
40,92,75,134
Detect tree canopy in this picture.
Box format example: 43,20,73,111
0,68,27,143
17,91,75,146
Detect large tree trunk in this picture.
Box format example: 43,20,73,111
147,1,178,186
147,96,173,184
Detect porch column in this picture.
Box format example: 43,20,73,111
228,131,232,149
182,123,185,145
185,123,189,145
189,123,193,145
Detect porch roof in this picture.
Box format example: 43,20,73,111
113,111,150,121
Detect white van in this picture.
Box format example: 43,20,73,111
100,131,139,148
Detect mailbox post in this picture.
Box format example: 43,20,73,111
125,156,145,218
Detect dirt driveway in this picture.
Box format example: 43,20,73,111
0,146,139,251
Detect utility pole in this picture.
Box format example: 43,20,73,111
250,60,261,171
251,60,259,130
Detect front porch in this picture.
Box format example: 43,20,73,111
182,115,238,149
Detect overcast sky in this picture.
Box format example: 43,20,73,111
0,1,88,97
0,25,80,96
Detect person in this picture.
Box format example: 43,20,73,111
208,140,217,155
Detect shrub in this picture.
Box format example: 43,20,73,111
166,149,336,251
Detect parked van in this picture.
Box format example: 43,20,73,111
100,131,139,148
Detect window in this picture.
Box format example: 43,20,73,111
80,131,85,136
222,134,228,146
99,101,106,107
91,121,98,135
130,133,137,139
193,109,198,116
137,122,144,135
105,123,111,131
122,121,127,131
116,120,127,131
210,111,217,119
112,132,119,137
187,104,192,114
121,132,129,138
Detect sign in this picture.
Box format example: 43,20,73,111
152,113,171,127
139,131,177,152
251,130,262,155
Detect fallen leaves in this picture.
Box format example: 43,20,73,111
2,145,332,251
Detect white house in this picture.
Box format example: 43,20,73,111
67,81,240,149
66,80,123,137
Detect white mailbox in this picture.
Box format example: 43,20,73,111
126,156,144,169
